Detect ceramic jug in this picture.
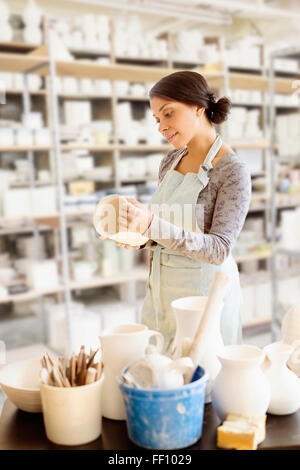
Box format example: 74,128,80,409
171,295,224,403
263,341,300,415
100,323,164,420
211,345,270,421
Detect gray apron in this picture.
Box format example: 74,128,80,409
141,135,242,348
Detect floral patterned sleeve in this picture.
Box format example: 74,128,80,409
142,152,252,265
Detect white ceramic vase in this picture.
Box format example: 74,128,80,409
263,341,300,415
171,295,224,403
211,345,270,421
100,323,164,420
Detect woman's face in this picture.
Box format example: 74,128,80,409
150,96,204,149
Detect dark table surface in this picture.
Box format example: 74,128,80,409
1,399,300,450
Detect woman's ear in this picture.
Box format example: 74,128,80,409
196,106,205,117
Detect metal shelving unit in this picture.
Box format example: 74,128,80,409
269,46,300,341
2,18,300,350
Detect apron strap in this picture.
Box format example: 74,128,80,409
150,244,162,329
170,147,188,171
198,134,222,174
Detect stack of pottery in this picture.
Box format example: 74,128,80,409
23,0,43,45
0,0,12,42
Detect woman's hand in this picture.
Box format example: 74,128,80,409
97,196,153,250
120,196,153,235
97,234,142,250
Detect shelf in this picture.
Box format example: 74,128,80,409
242,317,271,328
4,89,46,96
116,55,168,64
0,52,297,95
69,47,110,57
235,251,272,263
232,101,265,107
0,211,94,228
230,139,270,149
251,193,270,201
0,41,41,53
275,248,300,258
228,65,263,74
0,145,52,152
0,266,149,304
61,144,170,152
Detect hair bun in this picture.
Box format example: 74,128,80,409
210,96,232,124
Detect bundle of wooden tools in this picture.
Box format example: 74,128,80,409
40,346,102,387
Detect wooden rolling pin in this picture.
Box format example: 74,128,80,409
188,271,230,366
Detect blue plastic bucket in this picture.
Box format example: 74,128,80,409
119,366,209,450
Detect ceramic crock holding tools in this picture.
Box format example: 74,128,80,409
40,348,103,446
100,323,164,420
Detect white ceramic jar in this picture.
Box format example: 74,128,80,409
211,345,270,421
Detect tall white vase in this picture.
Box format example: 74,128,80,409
263,341,300,415
211,345,270,421
171,295,224,403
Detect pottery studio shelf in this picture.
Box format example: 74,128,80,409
0,145,52,152
0,51,298,94
0,265,149,305
234,251,272,263
60,144,172,152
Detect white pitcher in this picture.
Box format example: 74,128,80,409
263,341,300,415
171,295,224,403
100,323,164,420
211,345,270,421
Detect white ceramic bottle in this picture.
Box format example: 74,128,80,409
211,344,270,421
263,341,300,415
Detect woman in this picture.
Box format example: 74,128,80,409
100,71,251,347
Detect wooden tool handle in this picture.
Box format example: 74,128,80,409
189,271,230,365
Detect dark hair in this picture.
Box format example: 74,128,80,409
149,70,231,125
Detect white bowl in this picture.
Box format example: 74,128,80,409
0,358,42,412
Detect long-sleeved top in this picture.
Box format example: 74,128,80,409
141,148,252,265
